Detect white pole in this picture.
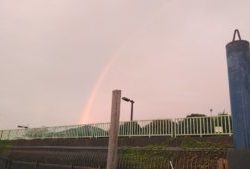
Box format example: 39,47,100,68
106,90,121,169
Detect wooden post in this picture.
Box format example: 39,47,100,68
106,90,121,169
217,158,228,169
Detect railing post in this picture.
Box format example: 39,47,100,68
149,122,151,138
228,115,232,136
129,121,132,137
171,120,173,137
0,130,3,140
199,117,202,137
7,130,10,140
173,119,176,138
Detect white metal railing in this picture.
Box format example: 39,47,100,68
174,115,232,136
0,115,232,140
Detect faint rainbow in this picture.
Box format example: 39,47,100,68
79,45,125,123
79,1,169,124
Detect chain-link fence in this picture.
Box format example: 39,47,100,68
0,147,227,169
0,157,100,169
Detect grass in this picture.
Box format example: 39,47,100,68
0,141,12,155
178,137,232,149
119,137,231,169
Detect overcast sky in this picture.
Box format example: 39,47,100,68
0,0,250,129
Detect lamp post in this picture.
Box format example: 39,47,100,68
122,97,135,121
17,125,29,129
210,108,213,117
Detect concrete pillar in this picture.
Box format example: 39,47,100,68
226,30,250,149
106,90,121,169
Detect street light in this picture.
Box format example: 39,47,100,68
17,125,29,129
122,97,135,121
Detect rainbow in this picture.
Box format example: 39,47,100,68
79,1,168,124
79,49,122,123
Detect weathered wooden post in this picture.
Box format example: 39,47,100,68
106,90,121,169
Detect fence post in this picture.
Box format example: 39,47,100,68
228,115,232,136
7,131,10,140
129,121,132,138
199,117,202,137
149,122,151,138
174,119,177,138
0,130,3,140
217,158,228,169
170,119,174,137
106,90,121,169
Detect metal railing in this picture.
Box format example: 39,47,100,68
0,115,232,140
174,115,232,136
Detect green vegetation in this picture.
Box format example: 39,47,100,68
0,141,11,155
25,128,49,138
121,147,169,169
186,114,206,118
179,137,232,149
50,125,108,137
24,125,108,138
120,137,230,169
119,120,173,136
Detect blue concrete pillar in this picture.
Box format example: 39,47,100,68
226,30,250,150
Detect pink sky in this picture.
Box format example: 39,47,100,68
1,0,250,129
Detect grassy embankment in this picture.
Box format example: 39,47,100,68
0,141,11,156
120,137,232,168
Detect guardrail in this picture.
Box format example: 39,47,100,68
0,115,232,140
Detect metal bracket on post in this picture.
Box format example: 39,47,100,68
232,29,241,41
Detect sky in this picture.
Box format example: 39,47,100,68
0,0,250,129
